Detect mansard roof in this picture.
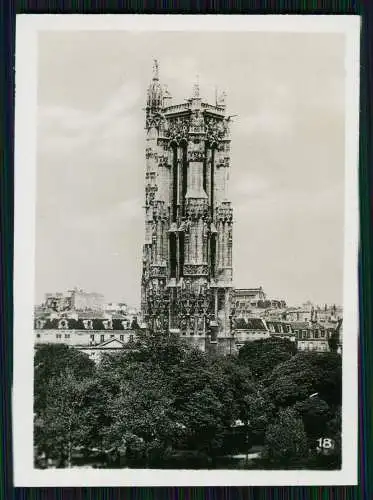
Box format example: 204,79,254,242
265,320,293,333
34,317,135,331
290,321,311,329
234,318,267,330
234,287,264,296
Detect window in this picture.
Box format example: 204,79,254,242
120,335,124,341
36,333,40,338
110,334,114,338
314,330,319,339
100,335,105,343
90,334,95,340
129,335,134,342
56,334,62,339
321,331,325,338
64,334,70,339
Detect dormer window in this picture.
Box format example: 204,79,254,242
58,319,68,329
83,319,93,330
103,319,113,330
36,319,46,329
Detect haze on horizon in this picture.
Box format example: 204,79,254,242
35,30,346,308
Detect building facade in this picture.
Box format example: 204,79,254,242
34,316,137,347
233,287,287,318
141,61,234,345
43,288,104,312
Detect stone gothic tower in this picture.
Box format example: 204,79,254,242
141,60,234,348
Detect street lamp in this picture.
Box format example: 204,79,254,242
229,305,237,355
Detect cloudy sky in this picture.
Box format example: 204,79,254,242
35,30,346,307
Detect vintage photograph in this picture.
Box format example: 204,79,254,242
13,15,360,486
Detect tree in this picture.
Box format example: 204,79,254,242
34,344,96,415
180,386,226,461
238,391,275,456
305,405,342,470
264,352,341,408
306,352,342,406
101,364,181,467
328,330,340,353
263,408,309,467
238,338,296,380
127,329,190,375
293,397,331,442
34,369,95,467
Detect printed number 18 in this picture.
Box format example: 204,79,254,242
317,438,334,449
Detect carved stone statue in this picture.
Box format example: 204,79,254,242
191,110,204,130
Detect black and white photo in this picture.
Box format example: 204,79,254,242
13,15,360,486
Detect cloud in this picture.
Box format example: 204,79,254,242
238,109,295,138
230,172,271,199
38,81,142,157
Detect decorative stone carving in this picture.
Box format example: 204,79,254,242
150,265,167,278
205,117,226,144
197,316,204,331
183,264,209,276
159,115,169,135
152,201,168,221
188,150,205,162
145,185,158,206
216,203,233,223
158,154,169,167
146,112,165,131
216,156,230,168
185,199,209,220
217,91,227,107
190,110,205,133
168,117,190,142
203,221,209,239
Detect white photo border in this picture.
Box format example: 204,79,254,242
13,14,360,487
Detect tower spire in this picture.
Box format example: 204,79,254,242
192,74,200,98
153,59,159,81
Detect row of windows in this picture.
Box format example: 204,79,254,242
294,330,326,339
35,319,132,330
298,343,329,351
36,333,134,342
238,331,268,336
268,325,292,333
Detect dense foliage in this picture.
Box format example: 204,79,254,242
34,335,341,469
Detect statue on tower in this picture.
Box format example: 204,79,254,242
191,109,205,131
